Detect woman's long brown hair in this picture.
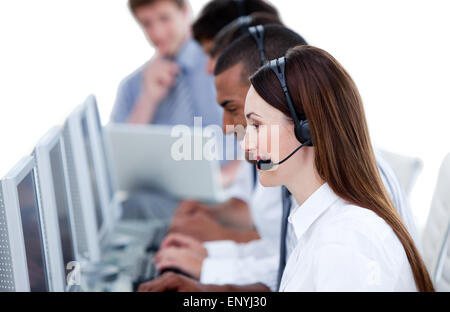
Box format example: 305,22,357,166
250,45,434,292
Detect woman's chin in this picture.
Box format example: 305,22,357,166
258,172,281,188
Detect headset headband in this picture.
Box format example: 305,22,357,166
248,25,266,66
237,15,253,29
269,57,301,126
234,0,246,17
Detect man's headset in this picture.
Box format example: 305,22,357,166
234,0,246,17
236,15,253,31
256,57,313,171
248,25,266,66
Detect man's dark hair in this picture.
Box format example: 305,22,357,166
129,0,185,14
210,12,282,58
214,25,307,84
193,0,279,44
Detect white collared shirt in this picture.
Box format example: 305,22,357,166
201,152,419,291
280,183,417,292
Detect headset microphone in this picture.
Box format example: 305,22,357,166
256,139,311,171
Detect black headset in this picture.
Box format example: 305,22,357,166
236,15,253,30
256,57,312,170
233,0,246,17
248,25,266,66
269,57,312,146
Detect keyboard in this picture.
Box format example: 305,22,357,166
132,225,167,291
132,225,195,291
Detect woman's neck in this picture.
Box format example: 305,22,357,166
285,162,325,207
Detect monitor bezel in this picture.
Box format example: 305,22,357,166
33,126,79,291
1,156,50,292
64,104,102,262
83,95,114,247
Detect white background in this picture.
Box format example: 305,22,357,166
0,0,449,233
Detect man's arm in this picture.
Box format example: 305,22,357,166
127,92,160,124
174,198,254,231
138,272,271,292
169,211,260,243
207,283,271,292
211,198,254,230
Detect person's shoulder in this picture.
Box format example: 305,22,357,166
119,63,146,88
183,39,209,67
315,201,400,249
312,201,411,283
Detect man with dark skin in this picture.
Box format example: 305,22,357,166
167,1,282,244
167,61,257,243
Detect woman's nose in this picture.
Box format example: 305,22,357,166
241,127,257,153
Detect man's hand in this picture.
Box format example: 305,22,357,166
138,272,206,292
160,233,207,257
138,273,272,292
128,55,179,124
173,200,213,219
169,211,230,242
170,210,260,243
142,55,180,103
154,247,205,279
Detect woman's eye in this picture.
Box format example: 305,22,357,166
251,124,260,130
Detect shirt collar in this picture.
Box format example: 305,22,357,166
288,183,340,240
174,38,202,72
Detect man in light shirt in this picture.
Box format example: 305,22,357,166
111,0,221,127
110,0,244,218
139,25,421,292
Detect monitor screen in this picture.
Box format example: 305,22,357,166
17,171,49,292
81,115,104,232
49,143,76,280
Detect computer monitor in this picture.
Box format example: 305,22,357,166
86,95,115,204
84,96,117,235
81,112,107,238
63,104,102,262
0,156,50,292
33,127,78,291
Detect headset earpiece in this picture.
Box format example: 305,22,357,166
297,119,312,146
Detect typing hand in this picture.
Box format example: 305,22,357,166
173,200,213,219
169,211,229,242
154,247,205,280
160,233,208,258
138,272,205,292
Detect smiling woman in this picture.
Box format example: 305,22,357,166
246,45,434,292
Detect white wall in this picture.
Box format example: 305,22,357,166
1,0,449,231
